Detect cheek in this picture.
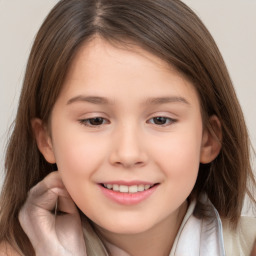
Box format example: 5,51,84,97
150,126,202,186
148,131,202,214
52,124,106,172
50,126,108,196
51,134,104,213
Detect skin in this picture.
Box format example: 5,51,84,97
18,172,87,256
251,240,256,256
34,38,222,256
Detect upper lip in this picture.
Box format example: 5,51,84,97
99,180,157,186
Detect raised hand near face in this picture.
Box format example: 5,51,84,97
18,171,87,256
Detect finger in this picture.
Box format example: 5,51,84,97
57,192,78,215
28,186,73,212
21,172,67,213
29,171,64,199
251,239,256,256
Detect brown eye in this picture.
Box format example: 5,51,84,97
79,117,108,126
148,116,176,126
153,117,168,125
88,117,105,125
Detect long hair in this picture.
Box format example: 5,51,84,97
0,0,255,255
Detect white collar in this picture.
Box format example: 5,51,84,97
169,194,226,256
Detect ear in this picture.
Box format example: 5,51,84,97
200,115,222,164
31,118,56,164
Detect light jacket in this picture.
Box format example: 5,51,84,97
169,194,256,256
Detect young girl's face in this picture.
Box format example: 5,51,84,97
44,38,209,235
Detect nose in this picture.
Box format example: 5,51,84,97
109,124,148,168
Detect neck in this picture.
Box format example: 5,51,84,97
95,201,188,256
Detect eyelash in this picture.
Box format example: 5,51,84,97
79,117,109,127
78,116,177,127
147,116,177,126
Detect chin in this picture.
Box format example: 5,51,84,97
92,215,157,236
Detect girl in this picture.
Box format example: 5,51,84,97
0,0,255,255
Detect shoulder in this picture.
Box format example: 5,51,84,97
0,241,21,256
222,216,256,256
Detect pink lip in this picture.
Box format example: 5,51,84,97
101,180,154,186
98,183,159,205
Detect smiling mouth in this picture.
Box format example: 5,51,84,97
100,183,159,193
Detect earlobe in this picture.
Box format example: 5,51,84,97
31,118,56,164
200,115,222,164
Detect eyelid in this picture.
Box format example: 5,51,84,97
78,117,110,127
146,114,178,127
77,112,178,128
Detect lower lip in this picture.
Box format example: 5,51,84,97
99,184,159,205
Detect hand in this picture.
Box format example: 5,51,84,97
18,171,87,256
251,239,256,256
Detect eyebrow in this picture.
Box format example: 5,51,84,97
145,96,190,106
67,96,110,105
66,95,190,106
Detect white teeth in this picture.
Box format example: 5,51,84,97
138,185,145,192
103,184,154,193
106,184,113,189
120,185,129,193
144,185,150,190
129,185,138,193
113,184,119,191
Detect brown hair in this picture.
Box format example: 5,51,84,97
0,0,255,255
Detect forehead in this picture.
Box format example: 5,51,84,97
67,38,174,78
59,38,200,108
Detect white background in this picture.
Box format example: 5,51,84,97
0,1,256,195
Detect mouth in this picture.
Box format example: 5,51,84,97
99,182,160,205
100,183,159,193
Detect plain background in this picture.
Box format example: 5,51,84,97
0,0,256,212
